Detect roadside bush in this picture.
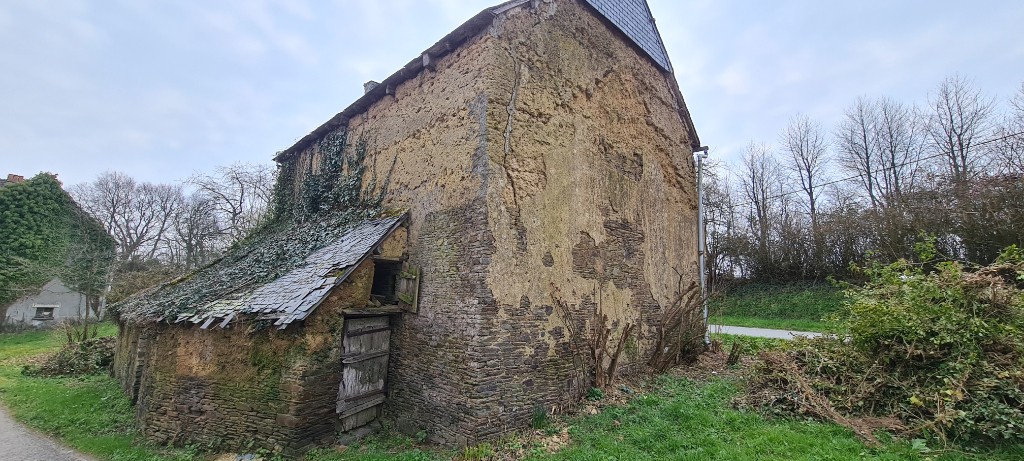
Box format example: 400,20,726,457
22,336,115,377
739,246,1024,446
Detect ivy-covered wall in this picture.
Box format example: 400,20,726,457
0,174,113,318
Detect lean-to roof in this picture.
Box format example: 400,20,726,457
114,214,406,329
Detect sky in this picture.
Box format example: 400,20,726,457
2,0,1022,187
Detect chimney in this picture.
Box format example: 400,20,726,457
363,80,380,94
6,174,24,184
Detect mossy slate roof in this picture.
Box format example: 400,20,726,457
117,214,406,330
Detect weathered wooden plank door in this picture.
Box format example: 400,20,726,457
338,316,391,431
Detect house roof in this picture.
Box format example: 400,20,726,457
114,213,406,329
583,0,673,73
273,0,699,163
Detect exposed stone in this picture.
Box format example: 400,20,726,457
113,0,700,454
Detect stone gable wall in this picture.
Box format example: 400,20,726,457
461,0,700,443
136,0,704,448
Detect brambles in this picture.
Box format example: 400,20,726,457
739,245,1024,446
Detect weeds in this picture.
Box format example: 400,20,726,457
531,405,550,429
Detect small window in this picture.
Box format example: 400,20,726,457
371,261,402,304
33,306,56,321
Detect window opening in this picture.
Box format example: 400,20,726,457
33,306,56,320
370,261,402,304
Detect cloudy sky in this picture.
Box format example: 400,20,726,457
2,0,1022,187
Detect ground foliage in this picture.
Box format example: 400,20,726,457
0,174,114,311
738,245,1024,447
112,129,394,323
22,336,115,377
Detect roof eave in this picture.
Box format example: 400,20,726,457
273,1,531,163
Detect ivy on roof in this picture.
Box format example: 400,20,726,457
113,130,399,326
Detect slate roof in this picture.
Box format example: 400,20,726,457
116,214,406,330
583,0,673,72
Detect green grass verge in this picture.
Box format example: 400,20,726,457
0,325,200,461
711,333,788,355
5,326,1021,461
304,370,1022,461
710,282,845,332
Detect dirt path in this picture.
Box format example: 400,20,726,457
0,406,94,461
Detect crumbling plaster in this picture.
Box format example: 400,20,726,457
482,0,699,346
263,0,699,446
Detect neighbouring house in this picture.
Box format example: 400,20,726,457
112,0,703,455
0,173,114,330
3,277,101,327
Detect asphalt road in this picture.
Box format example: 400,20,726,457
710,324,822,339
0,406,93,461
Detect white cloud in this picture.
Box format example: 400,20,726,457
3,0,1024,186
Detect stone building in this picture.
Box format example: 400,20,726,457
3,278,101,327
113,0,703,455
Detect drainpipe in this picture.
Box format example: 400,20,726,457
693,146,710,345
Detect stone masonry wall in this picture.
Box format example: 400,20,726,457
119,260,377,456
286,19,499,445
464,0,700,442
276,0,699,446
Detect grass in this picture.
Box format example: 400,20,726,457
0,324,200,461
539,378,905,461
710,282,845,332
4,325,1021,461
711,333,787,355
307,375,1023,461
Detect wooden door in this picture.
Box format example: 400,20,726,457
338,316,391,431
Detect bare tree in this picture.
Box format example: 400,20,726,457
701,160,741,285
71,172,182,262
187,163,275,243
995,82,1024,175
169,193,222,270
139,183,183,261
781,114,829,230
873,97,925,204
836,97,882,208
739,142,782,277
926,75,996,182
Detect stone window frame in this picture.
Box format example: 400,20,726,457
32,304,57,321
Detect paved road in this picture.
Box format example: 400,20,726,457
0,406,93,461
710,324,822,340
